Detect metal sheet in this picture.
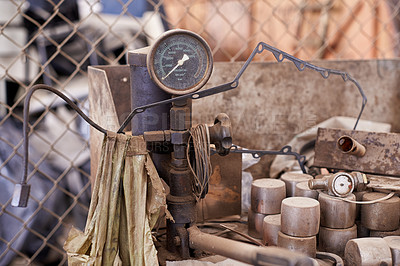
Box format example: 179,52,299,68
314,128,400,176
196,152,242,221
193,59,400,179
88,65,131,183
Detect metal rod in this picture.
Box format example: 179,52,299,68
228,145,307,174
188,226,317,266
118,41,367,133
21,84,107,185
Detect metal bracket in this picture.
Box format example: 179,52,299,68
117,42,367,133
219,145,307,174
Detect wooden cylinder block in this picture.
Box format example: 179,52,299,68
318,225,357,258
262,214,281,246
345,238,392,266
384,236,400,266
319,192,356,229
281,197,320,237
361,192,400,231
251,178,285,215
277,231,317,258
294,181,319,199
280,172,313,197
248,207,266,239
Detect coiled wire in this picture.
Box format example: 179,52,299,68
187,124,212,201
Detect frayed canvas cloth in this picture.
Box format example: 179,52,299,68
64,132,165,265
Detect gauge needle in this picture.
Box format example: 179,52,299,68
162,54,189,80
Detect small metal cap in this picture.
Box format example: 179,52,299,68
11,184,31,207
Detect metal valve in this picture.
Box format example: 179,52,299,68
208,113,232,156
308,171,369,197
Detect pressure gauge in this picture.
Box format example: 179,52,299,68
147,29,213,95
331,173,354,197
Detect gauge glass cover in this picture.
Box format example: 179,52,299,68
148,30,213,95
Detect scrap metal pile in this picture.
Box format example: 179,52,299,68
14,29,400,265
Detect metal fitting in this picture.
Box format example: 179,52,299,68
337,135,366,157
209,113,232,156
308,172,369,197
170,105,191,131
170,131,189,145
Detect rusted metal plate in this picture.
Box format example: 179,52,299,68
314,128,400,176
193,59,400,179
88,65,131,183
196,152,242,221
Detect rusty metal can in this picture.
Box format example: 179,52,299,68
247,207,266,239
251,178,285,215
318,225,357,258
280,172,313,197
384,236,400,266
294,181,319,199
262,214,281,246
345,238,392,266
361,192,400,231
281,197,320,237
318,192,356,229
277,231,317,258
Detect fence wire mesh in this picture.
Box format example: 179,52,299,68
0,0,399,264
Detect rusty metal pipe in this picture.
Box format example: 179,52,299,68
188,226,317,266
337,135,366,157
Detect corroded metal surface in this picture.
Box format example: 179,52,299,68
277,231,317,258
345,238,392,266
318,192,356,229
251,178,285,214
314,128,400,176
248,208,266,239
196,153,242,221
188,226,317,266
263,214,281,246
361,192,400,231
318,225,357,257
193,59,400,179
280,173,312,197
281,197,320,237
88,66,130,183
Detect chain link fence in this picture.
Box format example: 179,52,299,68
0,0,399,264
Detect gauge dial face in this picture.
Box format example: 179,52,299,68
147,30,213,95
332,174,353,196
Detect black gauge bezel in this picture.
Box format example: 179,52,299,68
147,29,213,95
